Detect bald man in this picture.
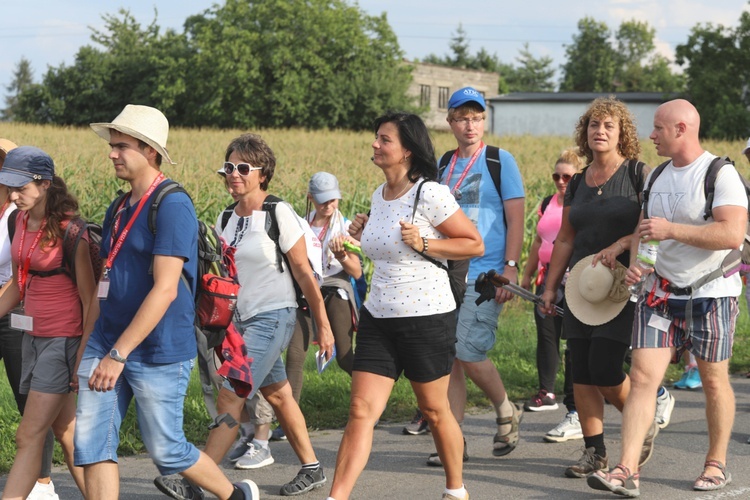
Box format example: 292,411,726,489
587,99,747,496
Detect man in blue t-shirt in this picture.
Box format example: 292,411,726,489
74,105,258,500
423,87,526,467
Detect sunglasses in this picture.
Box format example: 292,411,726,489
223,162,262,176
552,173,573,182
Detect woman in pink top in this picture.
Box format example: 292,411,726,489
520,149,582,439
0,146,95,499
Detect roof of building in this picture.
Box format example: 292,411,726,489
488,92,682,103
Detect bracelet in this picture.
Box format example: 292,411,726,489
421,236,429,253
338,253,348,262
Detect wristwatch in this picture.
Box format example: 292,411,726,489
506,260,519,268
109,348,127,363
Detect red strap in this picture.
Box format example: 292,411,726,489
16,213,47,302
442,142,485,194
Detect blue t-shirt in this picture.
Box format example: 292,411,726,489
87,181,198,363
439,146,524,280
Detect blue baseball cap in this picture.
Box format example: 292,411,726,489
448,87,486,111
0,146,55,187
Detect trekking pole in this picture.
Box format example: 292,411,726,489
474,269,564,316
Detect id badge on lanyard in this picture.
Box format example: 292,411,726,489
10,304,33,331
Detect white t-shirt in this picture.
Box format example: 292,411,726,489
217,202,304,319
362,180,460,318
308,209,351,278
646,151,748,298
0,203,17,285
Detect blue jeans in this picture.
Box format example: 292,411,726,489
224,307,297,399
74,350,200,475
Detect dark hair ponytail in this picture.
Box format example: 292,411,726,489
39,176,79,249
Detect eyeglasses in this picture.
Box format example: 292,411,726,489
552,173,573,182
451,117,484,126
223,162,262,176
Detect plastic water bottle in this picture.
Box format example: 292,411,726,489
628,240,659,301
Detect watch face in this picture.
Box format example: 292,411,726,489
507,260,517,267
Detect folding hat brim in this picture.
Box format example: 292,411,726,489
90,123,176,165
565,254,629,326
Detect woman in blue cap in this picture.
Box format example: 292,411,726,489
0,146,95,498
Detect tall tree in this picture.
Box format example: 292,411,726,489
560,17,617,91
509,43,555,92
448,24,472,68
676,7,750,139
2,57,34,121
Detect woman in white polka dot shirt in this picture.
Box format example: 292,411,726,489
327,112,484,500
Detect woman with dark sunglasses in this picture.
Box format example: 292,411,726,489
520,148,582,440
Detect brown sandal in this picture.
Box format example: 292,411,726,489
693,459,732,491
492,402,523,457
587,463,640,497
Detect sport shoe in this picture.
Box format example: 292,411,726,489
524,390,559,412
427,437,469,467
154,475,205,500
403,408,430,435
685,366,703,389
639,420,659,467
227,436,253,463
655,387,675,429
673,370,690,389
27,480,59,500
280,466,326,496
441,491,469,500
235,442,275,469
233,479,260,500
544,411,584,443
270,426,288,441
565,447,608,478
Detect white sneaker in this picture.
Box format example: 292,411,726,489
235,442,275,470
27,480,59,500
544,411,583,443
655,387,676,429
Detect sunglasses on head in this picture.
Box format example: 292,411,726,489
223,162,262,176
552,173,572,182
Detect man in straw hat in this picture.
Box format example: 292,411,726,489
587,100,747,497
74,105,259,500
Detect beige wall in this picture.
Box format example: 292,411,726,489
408,62,499,130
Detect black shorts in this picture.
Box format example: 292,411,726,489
353,307,457,383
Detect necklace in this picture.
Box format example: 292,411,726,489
385,178,412,200
589,158,622,195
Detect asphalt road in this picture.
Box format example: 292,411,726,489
3,376,750,499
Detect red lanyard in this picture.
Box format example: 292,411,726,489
16,213,47,302
106,173,165,273
313,214,332,244
442,142,485,194
0,199,11,221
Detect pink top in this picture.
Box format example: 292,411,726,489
12,219,86,338
536,194,564,268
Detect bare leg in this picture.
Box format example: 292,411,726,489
204,387,247,462
447,360,467,423
573,383,604,437
597,374,630,412
262,380,317,464
460,358,507,406
413,375,463,490
695,357,735,484
181,452,236,499
50,393,86,493
329,371,395,500
82,462,119,500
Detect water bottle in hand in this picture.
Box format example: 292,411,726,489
628,240,659,301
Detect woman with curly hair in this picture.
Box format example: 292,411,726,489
540,97,662,480
0,146,95,498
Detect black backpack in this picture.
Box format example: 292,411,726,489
8,210,103,285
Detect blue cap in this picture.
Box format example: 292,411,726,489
0,146,55,187
448,87,486,110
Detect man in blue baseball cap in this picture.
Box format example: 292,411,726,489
415,86,526,479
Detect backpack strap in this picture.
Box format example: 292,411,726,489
61,217,87,284
148,180,190,234
702,156,734,221
540,195,554,215
438,150,454,179
485,145,502,199
220,201,239,231
642,160,671,219
262,195,285,273
410,179,448,272
7,209,18,242
567,168,586,201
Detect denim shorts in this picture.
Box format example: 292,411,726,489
224,307,297,399
633,296,737,362
74,349,201,475
455,281,504,362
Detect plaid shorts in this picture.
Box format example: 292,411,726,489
632,296,737,362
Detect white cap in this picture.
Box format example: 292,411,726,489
743,137,750,155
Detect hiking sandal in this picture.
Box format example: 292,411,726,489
587,463,640,497
492,402,523,457
693,459,732,491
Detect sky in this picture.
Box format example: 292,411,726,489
1,0,748,101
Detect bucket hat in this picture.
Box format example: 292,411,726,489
90,105,176,165
308,172,341,204
448,87,486,111
565,254,629,326
0,146,55,187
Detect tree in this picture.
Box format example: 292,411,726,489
560,17,617,91
613,19,683,92
676,7,750,139
448,24,472,68
508,43,555,92
2,57,34,121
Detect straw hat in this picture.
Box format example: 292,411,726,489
0,139,17,166
565,254,630,326
90,105,176,165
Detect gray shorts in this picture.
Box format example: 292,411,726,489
20,334,80,394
